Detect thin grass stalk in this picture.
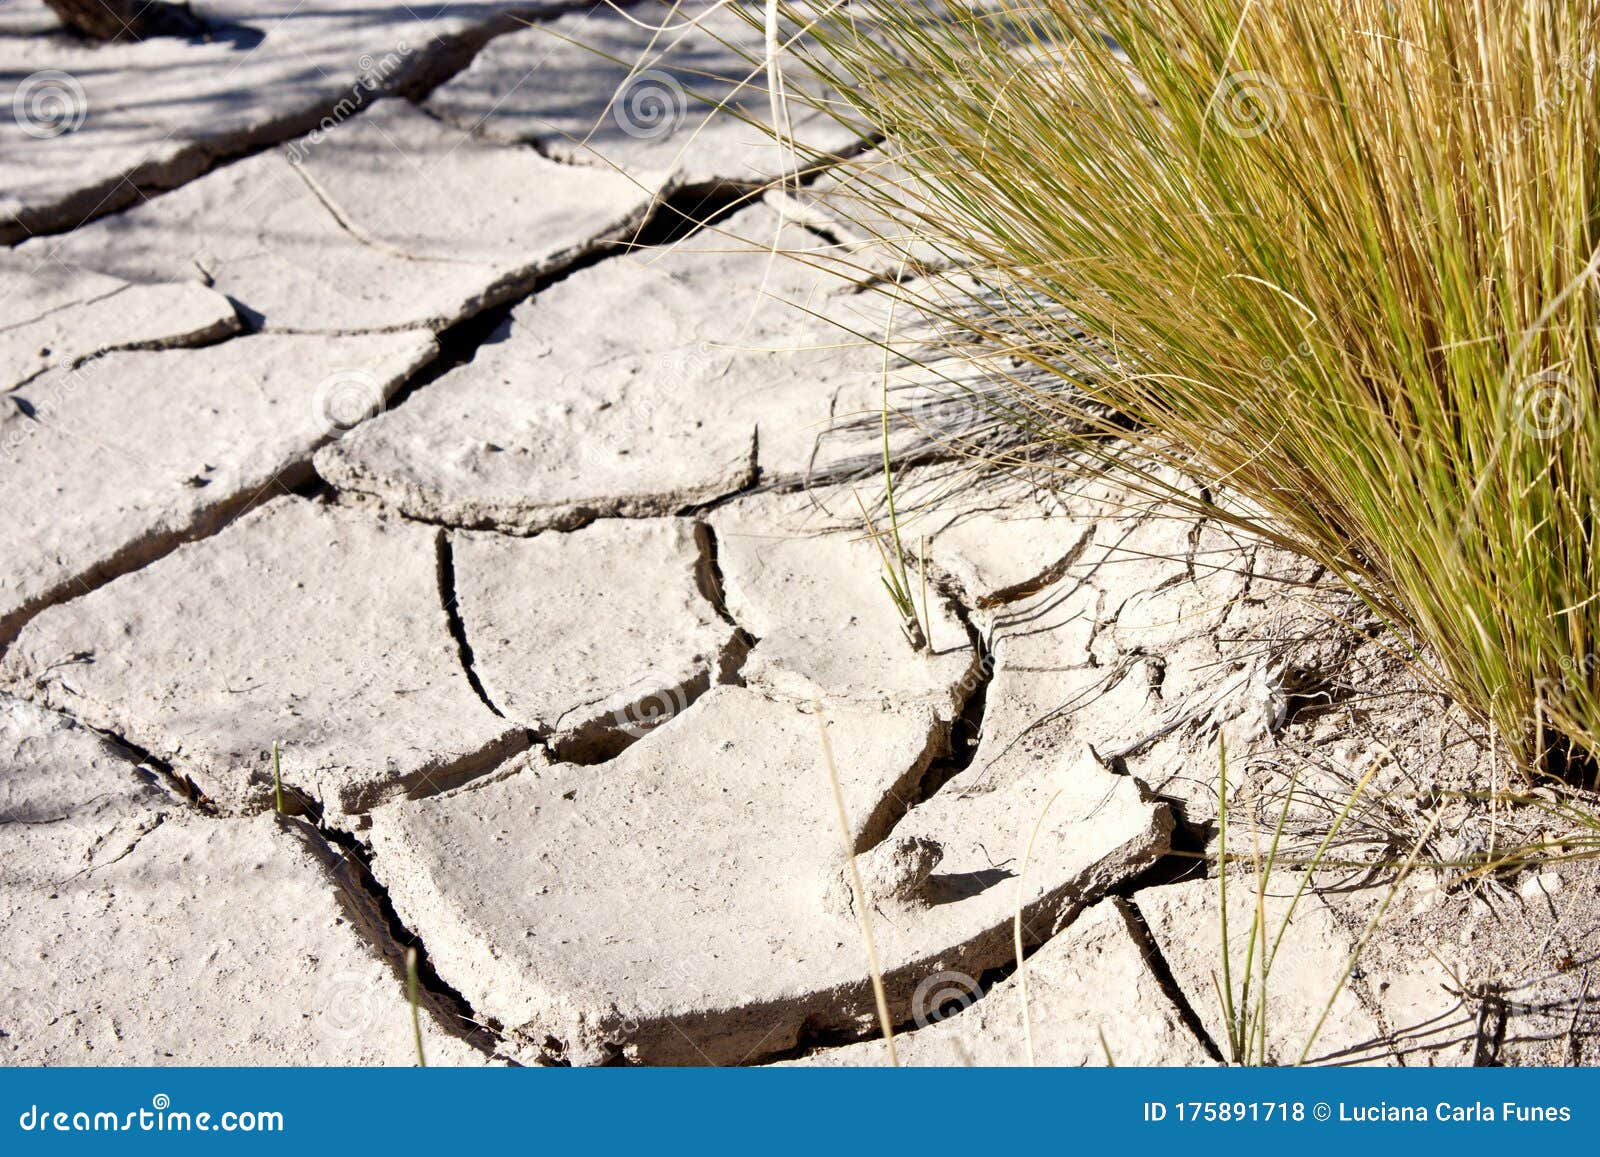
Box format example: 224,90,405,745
814,699,899,1065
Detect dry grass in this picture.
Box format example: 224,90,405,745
748,0,1600,778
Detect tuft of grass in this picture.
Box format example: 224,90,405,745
852,485,927,650
1212,738,1381,1064
753,0,1600,777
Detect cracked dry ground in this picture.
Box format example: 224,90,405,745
4,0,1599,1068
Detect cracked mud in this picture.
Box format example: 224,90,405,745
2,0,1590,1068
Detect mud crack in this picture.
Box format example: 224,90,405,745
293,814,512,1063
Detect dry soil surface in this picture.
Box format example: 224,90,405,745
3,0,1594,1067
